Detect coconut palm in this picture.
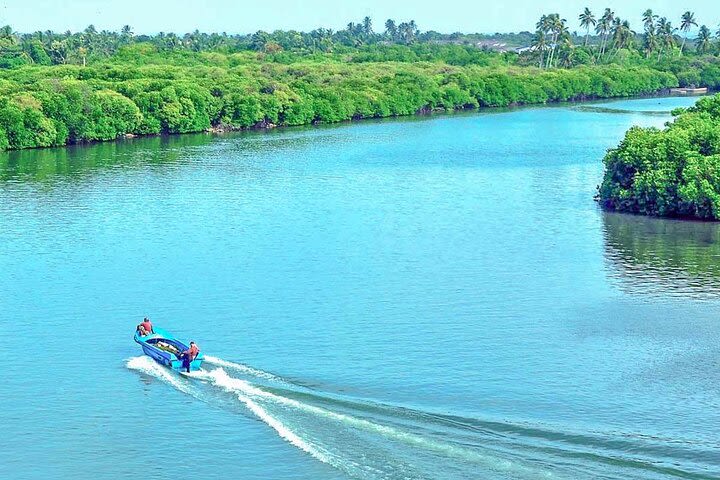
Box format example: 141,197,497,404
362,17,373,37
656,17,676,60
578,8,596,46
397,21,417,45
612,19,635,53
679,11,697,54
595,8,614,60
557,33,576,67
696,25,711,53
408,20,418,36
384,19,397,40
609,17,621,51
641,9,658,57
643,30,659,58
531,30,547,67
538,14,568,68
642,9,657,32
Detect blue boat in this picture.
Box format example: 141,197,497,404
133,327,204,372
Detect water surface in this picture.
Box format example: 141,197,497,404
2,96,718,480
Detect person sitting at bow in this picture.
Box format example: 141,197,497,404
136,317,154,336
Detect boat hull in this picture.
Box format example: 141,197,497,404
134,327,204,372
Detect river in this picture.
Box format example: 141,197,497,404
1,96,718,480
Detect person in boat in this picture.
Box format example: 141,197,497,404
136,317,154,336
180,341,200,373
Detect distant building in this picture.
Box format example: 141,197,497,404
474,40,509,51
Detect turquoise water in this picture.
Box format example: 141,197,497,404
1,96,719,480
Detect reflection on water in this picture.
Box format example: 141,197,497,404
602,212,720,298
0,133,217,182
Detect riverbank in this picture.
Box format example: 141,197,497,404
0,86,685,153
207,87,691,134
0,56,678,152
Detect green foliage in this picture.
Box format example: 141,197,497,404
0,97,57,148
0,16,700,153
600,93,720,219
0,51,681,151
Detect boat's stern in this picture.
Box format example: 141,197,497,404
169,353,204,372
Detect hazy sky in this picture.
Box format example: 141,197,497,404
1,0,718,34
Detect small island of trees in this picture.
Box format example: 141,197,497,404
599,94,720,220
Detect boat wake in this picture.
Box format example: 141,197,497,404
126,356,717,480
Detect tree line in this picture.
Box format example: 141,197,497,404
0,47,678,151
0,18,430,68
529,8,720,69
2,9,720,70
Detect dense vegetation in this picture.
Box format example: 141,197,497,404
1,8,720,151
0,49,680,151
599,94,720,219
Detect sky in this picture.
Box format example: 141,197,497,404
0,0,718,35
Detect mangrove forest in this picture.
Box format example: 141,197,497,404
1,9,720,152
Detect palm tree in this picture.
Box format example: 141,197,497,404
531,29,548,67
679,11,697,54
362,16,373,37
641,9,658,58
656,17,676,60
595,8,614,60
536,14,553,68
696,25,711,53
409,20,418,36
643,30,659,58
558,33,576,67
579,8,596,46
384,19,397,40
537,14,567,68
120,25,133,45
612,19,635,53
557,20,572,66
609,17,621,52
642,9,657,32
397,22,417,45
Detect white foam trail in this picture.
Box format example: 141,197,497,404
205,367,454,447
237,393,332,464
129,357,554,479
203,355,287,383
201,368,537,475
127,357,333,468
126,356,194,395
